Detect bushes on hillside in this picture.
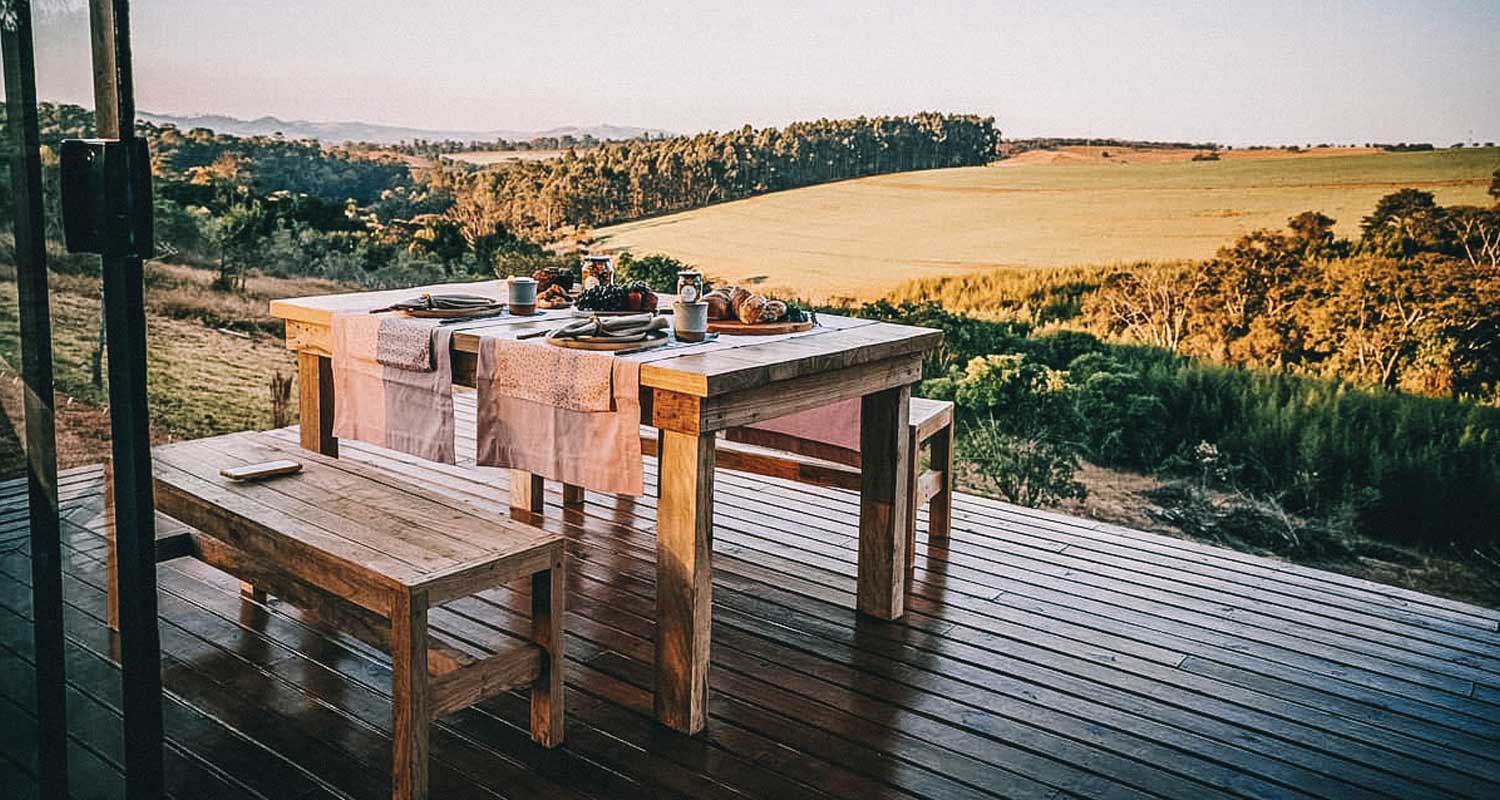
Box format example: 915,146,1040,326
616,253,690,292
857,299,1500,548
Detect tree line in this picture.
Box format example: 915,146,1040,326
383,133,611,159
432,113,1000,254
4,105,1000,290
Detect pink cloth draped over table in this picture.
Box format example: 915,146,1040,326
330,312,456,464
475,338,644,495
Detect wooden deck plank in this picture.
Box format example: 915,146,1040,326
301,426,1500,744
2,420,1499,800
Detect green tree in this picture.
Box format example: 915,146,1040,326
1197,230,1311,367
1286,211,1346,258
1360,188,1442,257
209,200,268,291
407,215,468,273
1084,261,1204,354
616,252,689,292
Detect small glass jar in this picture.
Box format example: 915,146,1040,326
581,255,614,291
676,270,704,302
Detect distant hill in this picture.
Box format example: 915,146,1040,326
135,111,670,145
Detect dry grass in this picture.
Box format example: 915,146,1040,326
0,264,307,475
999,145,1384,167
142,262,351,334
595,146,1499,301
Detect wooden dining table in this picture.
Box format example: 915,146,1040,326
270,279,941,734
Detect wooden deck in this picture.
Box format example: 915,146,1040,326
2,401,1499,798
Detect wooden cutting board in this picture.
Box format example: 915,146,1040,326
706,319,814,336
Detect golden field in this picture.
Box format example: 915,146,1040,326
594,146,1499,301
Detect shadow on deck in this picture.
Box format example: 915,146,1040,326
1,409,1498,799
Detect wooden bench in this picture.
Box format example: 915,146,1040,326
642,397,954,575
103,431,565,800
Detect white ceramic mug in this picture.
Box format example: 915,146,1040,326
673,300,709,341
508,277,537,315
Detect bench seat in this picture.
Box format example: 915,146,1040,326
105,431,566,800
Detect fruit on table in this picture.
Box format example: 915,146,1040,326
576,280,659,312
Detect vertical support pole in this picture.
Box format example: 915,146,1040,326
297,351,338,456
391,590,430,800
90,2,163,797
529,555,566,747
857,384,910,619
2,5,67,796
654,424,714,734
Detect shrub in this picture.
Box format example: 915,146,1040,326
494,251,576,280
616,252,689,292
959,418,1086,508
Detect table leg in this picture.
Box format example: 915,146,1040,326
391,591,430,800
561,483,586,507
654,428,714,734
297,352,338,457
511,470,545,513
858,384,911,619
905,426,920,593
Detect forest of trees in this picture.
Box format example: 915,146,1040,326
890,190,1500,402
384,132,609,159
4,104,999,287
430,113,1000,252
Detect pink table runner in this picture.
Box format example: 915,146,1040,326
329,301,878,495
330,313,456,464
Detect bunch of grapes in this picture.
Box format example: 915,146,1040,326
577,281,656,312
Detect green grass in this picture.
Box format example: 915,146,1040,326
594,147,1499,301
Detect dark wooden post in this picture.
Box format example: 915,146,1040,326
89,1,164,796
1,3,67,797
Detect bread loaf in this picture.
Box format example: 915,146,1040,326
703,286,788,324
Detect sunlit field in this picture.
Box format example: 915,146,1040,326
595,146,1499,300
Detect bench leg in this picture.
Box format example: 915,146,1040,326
510,470,545,515
530,561,566,747
239,581,267,602
391,592,430,800
561,483,585,507
928,420,954,540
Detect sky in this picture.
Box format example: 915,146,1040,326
30,0,1500,145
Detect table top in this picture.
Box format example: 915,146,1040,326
270,279,941,398
151,431,562,598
